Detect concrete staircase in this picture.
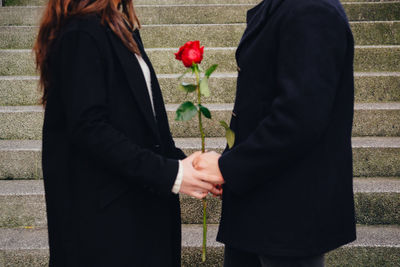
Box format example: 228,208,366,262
0,0,399,266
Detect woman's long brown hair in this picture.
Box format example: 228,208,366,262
33,0,141,105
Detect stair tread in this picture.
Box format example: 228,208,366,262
351,137,400,147
1,137,400,151
1,20,399,27
1,72,400,80
1,178,399,196
0,225,399,250
1,2,398,7
2,45,400,51
1,2,399,7
1,102,400,111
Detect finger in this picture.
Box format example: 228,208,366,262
192,155,201,169
187,151,203,162
196,171,224,184
194,159,206,170
194,180,214,192
209,186,223,196
191,190,208,199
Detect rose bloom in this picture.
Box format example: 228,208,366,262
175,40,204,67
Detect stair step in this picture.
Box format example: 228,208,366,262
1,21,399,49
0,225,398,266
0,178,398,227
1,2,400,26
0,103,399,140
3,0,395,7
0,137,399,179
1,73,399,106
0,46,399,76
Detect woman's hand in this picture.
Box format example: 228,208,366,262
180,152,223,199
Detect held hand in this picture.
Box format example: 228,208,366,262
193,151,224,182
180,152,223,199
193,151,225,197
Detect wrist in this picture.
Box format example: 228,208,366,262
172,160,184,194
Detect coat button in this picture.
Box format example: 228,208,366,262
154,144,161,148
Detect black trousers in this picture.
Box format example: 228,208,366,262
224,246,325,267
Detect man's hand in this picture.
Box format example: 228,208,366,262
180,152,223,199
193,151,225,197
193,151,224,179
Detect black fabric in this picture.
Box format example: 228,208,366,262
224,246,262,267
224,247,325,267
217,0,356,257
42,15,185,267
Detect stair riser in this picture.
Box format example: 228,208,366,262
1,74,400,106
326,247,400,267
0,107,398,140
1,142,399,179
1,22,399,49
0,195,46,228
353,147,400,177
0,78,41,106
0,149,41,179
0,47,399,76
1,191,398,228
1,3,400,26
0,246,398,267
2,0,391,7
355,192,400,225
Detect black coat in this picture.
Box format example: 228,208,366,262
218,0,356,257
42,15,185,267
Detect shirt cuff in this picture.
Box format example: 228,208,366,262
172,160,183,194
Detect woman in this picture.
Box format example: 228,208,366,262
34,0,221,265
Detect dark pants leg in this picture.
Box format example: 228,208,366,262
223,246,261,267
224,246,324,267
259,254,325,267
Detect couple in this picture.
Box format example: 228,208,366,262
35,0,356,266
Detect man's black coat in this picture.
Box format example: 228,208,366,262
42,15,185,266
218,0,356,257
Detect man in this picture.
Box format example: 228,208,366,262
195,0,356,266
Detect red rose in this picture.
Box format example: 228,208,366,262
175,40,204,68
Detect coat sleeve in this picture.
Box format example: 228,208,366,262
57,30,179,194
171,143,186,160
218,3,350,195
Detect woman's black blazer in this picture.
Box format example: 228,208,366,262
42,14,185,267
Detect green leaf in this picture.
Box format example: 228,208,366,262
175,101,198,121
199,104,212,119
225,128,235,149
219,120,229,129
220,121,235,148
205,64,218,78
179,82,197,93
199,77,210,97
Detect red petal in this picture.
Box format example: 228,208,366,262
175,46,185,60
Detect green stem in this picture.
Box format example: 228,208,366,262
202,198,207,262
195,67,206,153
195,65,207,262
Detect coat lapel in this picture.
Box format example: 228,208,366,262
132,32,174,140
106,28,160,138
131,31,164,119
236,0,285,59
